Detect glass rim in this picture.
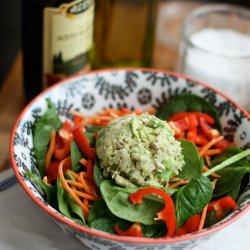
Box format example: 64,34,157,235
182,4,250,60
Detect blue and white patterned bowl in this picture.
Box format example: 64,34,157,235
10,69,250,250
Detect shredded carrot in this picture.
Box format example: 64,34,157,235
59,128,72,141
58,157,89,216
107,110,119,118
67,171,92,194
203,149,222,156
72,189,98,201
146,107,156,115
45,130,56,170
169,177,181,182
205,155,211,166
198,179,217,230
203,165,221,178
68,170,79,179
66,180,84,189
198,204,208,231
84,199,88,206
80,158,88,167
199,136,224,157
212,178,218,190
168,180,189,188
70,111,113,121
71,107,158,127
134,109,143,115
79,172,92,194
81,172,90,179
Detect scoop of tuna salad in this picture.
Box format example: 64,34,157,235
96,113,184,187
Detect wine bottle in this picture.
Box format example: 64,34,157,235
22,0,95,102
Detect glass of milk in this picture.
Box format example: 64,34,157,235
176,4,250,110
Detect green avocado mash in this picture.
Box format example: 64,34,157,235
96,113,184,187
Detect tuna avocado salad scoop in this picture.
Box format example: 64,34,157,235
96,113,184,187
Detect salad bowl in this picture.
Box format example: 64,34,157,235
10,68,250,250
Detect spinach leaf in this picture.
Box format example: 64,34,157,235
213,167,249,197
85,125,103,147
88,199,131,234
85,132,95,147
57,178,87,226
85,125,103,133
57,178,73,218
26,171,57,207
178,140,203,179
66,193,87,226
33,99,62,177
141,223,166,238
89,199,166,238
175,175,213,228
204,210,217,228
100,180,164,225
227,183,241,201
70,141,83,172
211,146,247,166
156,93,221,131
94,159,108,188
210,147,250,197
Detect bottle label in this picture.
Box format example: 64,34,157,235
43,0,94,87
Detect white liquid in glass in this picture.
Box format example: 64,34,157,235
182,28,250,109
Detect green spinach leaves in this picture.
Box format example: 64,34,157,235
211,147,250,197
33,99,62,177
88,199,167,238
178,140,203,179
57,178,87,226
70,141,83,172
175,175,213,228
100,181,164,225
26,171,57,207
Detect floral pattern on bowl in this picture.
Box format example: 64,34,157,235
10,69,250,250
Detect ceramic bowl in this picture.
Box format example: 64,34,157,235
10,69,250,250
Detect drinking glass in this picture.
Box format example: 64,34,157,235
176,4,250,110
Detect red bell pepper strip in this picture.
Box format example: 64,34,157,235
169,112,215,125
172,115,199,132
187,127,197,143
46,159,72,183
183,214,201,233
62,120,73,133
120,108,132,115
195,134,208,146
199,117,220,140
130,187,176,237
207,196,237,220
174,227,187,236
86,159,99,193
215,138,235,151
168,121,181,136
114,223,143,237
173,214,200,236
54,134,72,160
73,127,96,160
134,109,143,115
199,117,233,150
93,132,99,140
73,116,85,127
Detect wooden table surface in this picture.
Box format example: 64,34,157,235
0,52,24,172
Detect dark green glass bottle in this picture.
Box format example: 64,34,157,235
22,0,95,102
